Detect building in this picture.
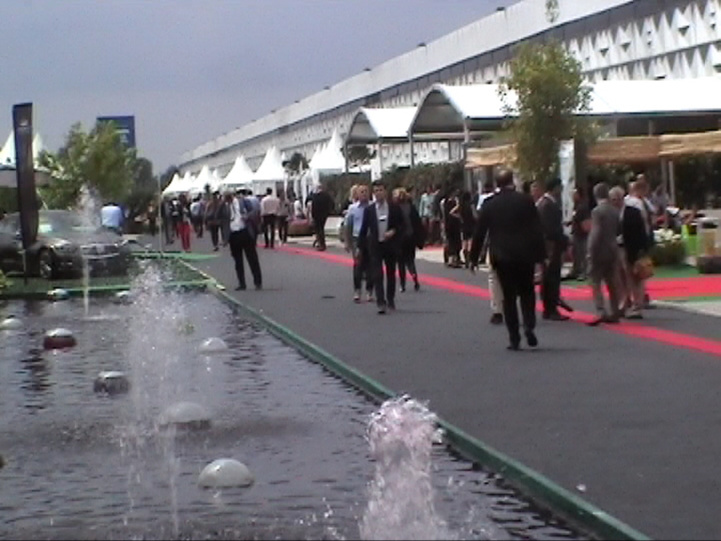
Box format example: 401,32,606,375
178,0,721,179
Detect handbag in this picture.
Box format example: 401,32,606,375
632,255,654,280
581,218,592,234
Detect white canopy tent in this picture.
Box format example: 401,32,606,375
221,155,254,191
0,132,51,187
189,164,214,195
410,78,721,138
251,145,286,196
161,172,183,197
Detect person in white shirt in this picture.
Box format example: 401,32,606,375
476,181,504,325
228,191,262,290
260,188,280,248
101,202,123,234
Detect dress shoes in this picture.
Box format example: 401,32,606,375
490,313,504,325
525,330,538,348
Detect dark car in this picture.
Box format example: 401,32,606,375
0,209,133,279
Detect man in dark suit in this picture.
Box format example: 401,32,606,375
469,169,547,350
310,184,334,251
358,180,404,314
536,178,570,321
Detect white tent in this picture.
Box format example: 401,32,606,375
190,164,213,194
0,131,46,167
162,172,183,197
252,146,286,195
411,78,721,136
222,155,254,190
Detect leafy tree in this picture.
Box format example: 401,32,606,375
283,152,309,174
498,0,592,186
38,121,135,208
133,157,155,189
344,145,376,168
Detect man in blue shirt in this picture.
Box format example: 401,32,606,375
344,184,373,303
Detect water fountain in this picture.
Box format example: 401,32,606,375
0,261,587,540
77,184,101,319
360,395,454,540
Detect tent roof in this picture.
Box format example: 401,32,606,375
223,155,254,187
345,106,417,144
253,146,286,182
0,131,46,167
310,129,346,172
161,172,183,196
411,78,721,138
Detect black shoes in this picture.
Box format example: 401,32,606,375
557,298,575,313
525,330,538,348
490,313,503,325
414,281,420,291
235,285,246,291
507,340,520,351
378,305,387,315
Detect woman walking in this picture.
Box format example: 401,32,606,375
393,187,424,292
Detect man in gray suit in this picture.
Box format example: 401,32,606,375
587,183,622,326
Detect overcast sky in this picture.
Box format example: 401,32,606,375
1,0,517,173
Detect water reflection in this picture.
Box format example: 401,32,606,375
19,351,52,410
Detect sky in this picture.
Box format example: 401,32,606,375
1,0,518,173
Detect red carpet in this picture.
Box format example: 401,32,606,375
280,244,721,358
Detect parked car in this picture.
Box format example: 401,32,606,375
0,210,133,279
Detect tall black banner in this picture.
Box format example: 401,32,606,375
13,103,38,251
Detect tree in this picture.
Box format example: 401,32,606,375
38,121,135,208
133,157,154,189
498,0,592,186
283,152,309,174
344,144,376,169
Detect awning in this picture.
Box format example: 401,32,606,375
587,136,661,164
465,144,516,168
659,130,721,157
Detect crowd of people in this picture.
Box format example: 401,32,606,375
151,169,672,351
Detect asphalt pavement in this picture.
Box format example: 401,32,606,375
142,231,721,540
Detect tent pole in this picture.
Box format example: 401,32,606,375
669,160,677,207
409,133,415,168
378,138,384,179
463,121,471,192
660,157,669,199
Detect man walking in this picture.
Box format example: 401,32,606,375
310,184,334,251
587,183,622,326
537,178,570,321
358,180,404,314
469,169,546,350
260,187,280,248
228,191,262,291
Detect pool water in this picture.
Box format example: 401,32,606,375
0,287,587,540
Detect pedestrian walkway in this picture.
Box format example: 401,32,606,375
148,230,721,540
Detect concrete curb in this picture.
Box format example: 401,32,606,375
187,259,649,541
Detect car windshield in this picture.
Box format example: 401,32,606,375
37,212,97,235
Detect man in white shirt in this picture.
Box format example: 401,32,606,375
101,202,123,234
228,191,263,291
260,187,280,249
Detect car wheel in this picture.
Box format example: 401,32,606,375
39,249,56,280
